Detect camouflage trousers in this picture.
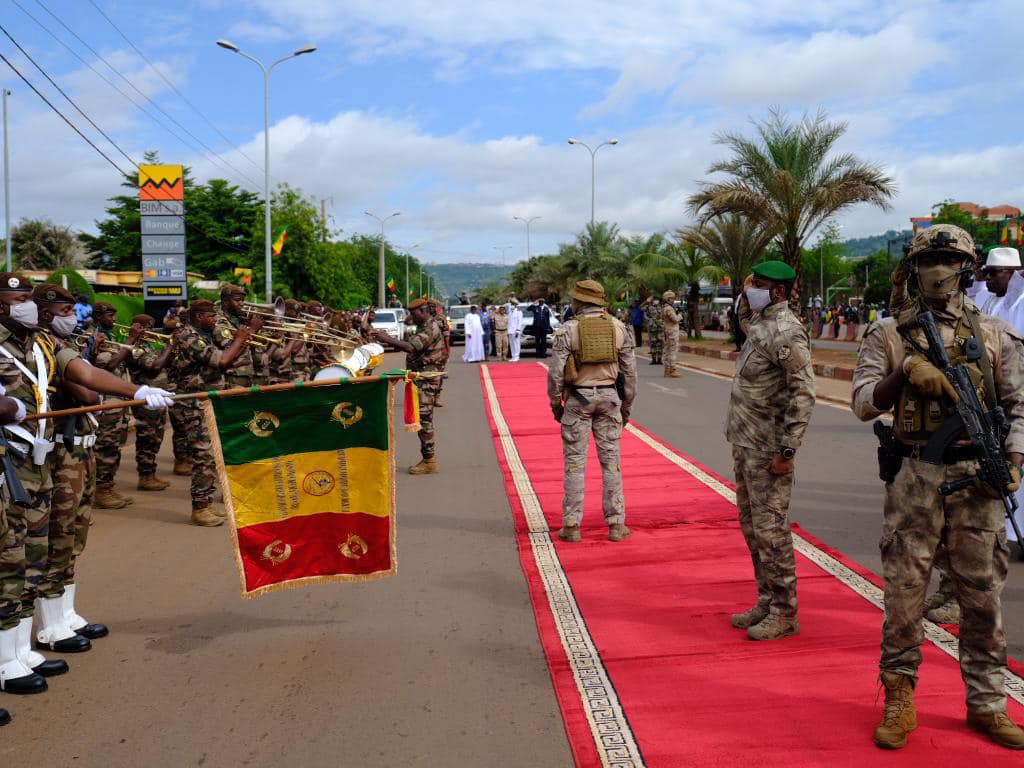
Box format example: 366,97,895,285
416,378,442,459
880,457,1008,714
45,445,95,596
132,404,166,476
178,402,216,506
0,463,53,629
731,445,798,617
169,402,189,462
495,331,509,361
648,328,663,359
94,402,129,485
560,388,624,528
663,327,679,371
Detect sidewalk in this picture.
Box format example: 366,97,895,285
671,335,858,381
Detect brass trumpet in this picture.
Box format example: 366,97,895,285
113,323,172,342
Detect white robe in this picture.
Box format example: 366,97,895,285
508,307,523,361
463,312,485,362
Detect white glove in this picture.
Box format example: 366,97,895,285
134,385,175,410
11,398,25,423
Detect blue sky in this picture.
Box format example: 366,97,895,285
2,0,1024,265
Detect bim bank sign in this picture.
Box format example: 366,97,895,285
139,165,187,300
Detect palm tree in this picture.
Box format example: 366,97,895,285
633,241,720,338
677,214,777,301
687,109,895,306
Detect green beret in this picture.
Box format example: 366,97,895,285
752,260,796,282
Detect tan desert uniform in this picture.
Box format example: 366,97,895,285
493,311,509,361
548,287,637,533
725,301,815,622
662,295,681,376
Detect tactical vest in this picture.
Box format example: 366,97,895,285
574,315,618,365
895,313,989,443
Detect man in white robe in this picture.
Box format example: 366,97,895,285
508,299,524,362
462,306,485,362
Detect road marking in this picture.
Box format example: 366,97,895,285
625,422,1024,706
648,381,688,397
482,364,646,768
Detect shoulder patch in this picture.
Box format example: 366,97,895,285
777,346,791,362
219,328,232,339
196,339,206,349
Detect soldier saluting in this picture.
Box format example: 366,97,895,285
547,280,636,542
852,223,1024,750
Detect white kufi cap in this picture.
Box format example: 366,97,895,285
985,247,1021,268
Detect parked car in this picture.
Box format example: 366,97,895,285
370,309,403,341
505,301,558,349
447,304,472,344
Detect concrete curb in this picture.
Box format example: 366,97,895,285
677,344,856,382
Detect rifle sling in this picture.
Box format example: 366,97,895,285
963,308,999,411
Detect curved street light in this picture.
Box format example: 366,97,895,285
216,39,317,302
567,138,618,226
513,215,541,260
365,210,401,307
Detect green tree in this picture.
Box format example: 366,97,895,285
47,268,94,302
687,109,895,306
677,214,776,300
633,242,720,338
185,179,260,280
10,218,84,269
801,222,851,303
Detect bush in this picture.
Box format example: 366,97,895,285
46,269,94,302
94,293,144,324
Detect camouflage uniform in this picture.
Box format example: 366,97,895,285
290,340,312,382
129,340,173,477
46,410,97,595
548,303,637,529
0,328,80,629
725,302,816,619
662,302,681,372
852,295,1024,715
645,302,664,362
493,312,509,361
214,308,256,388
92,329,130,486
171,324,225,507
405,314,449,460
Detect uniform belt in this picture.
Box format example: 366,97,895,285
569,384,615,391
896,441,976,464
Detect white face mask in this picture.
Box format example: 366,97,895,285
745,286,772,312
7,300,38,329
48,313,78,338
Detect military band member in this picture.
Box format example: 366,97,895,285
214,285,259,388
548,280,637,542
172,300,261,526
127,315,176,491
372,298,448,474
0,274,172,698
285,300,313,381
91,301,136,509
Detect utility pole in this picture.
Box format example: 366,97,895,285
319,197,332,244
2,89,10,272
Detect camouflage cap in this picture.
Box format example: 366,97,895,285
132,314,155,326
220,284,246,299
306,299,324,309
662,290,676,301
0,273,32,292
908,223,975,259
31,283,75,304
189,299,217,314
408,297,435,310
92,301,116,314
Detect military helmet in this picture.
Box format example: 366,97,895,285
908,224,975,259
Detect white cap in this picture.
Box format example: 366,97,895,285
985,247,1021,268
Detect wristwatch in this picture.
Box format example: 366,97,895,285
779,447,796,460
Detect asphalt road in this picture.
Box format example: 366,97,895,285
3,349,1022,765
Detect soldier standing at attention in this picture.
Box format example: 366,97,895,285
91,302,138,509
726,261,815,641
644,295,663,365
214,285,258,389
548,280,636,543
661,290,682,378
372,298,449,475
493,305,510,361
172,300,260,526
127,315,177,492
851,224,1024,750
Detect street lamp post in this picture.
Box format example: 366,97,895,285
216,39,316,303
365,210,401,307
493,245,512,265
567,137,618,227
513,215,540,260
2,88,11,272
403,243,420,305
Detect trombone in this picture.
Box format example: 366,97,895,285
113,323,172,343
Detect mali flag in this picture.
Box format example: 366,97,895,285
1001,221,1009,246
271,226,288,257
207,380,396,597
387,276,397,294
1017,216,1022,248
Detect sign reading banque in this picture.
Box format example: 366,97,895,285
139,165,188,299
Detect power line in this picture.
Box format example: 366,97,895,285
28,0,264,192
84,0,266,180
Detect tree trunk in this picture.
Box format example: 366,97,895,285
688,282,702,339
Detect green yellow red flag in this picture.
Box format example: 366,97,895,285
387,276,397,293
206,380,397,597
272,226,288,257
1001,221,1009,246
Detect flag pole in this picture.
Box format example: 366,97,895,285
22,371,443,422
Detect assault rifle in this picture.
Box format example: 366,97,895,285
0,429,30,506
897,311,1024,554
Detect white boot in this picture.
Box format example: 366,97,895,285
62,584,107,639
17,618,66,677
34,596,89,652
0,625,45,693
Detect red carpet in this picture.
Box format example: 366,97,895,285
480,362,1024,767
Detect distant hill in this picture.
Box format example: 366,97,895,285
841,230,912,259
430,263,513,298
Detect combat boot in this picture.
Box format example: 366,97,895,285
557,525,582,542
924,594,960,625
873,672,917,749
408,458,438,475
0,707,9,726
62,584,108,640
608,523,631,542
110,486,134,506
173,459,193,476
190,503,224,527
0,626,47,695
137,473,171,491
967,710,1024,749
664,368,682,379
747,613,799,641
730,603,769,629
93,483,127,510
